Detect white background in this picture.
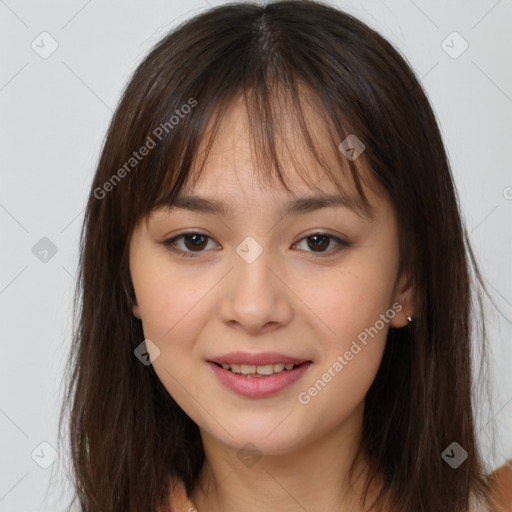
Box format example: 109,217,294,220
0,0,511,510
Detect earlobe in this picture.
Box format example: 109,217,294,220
389,308,414,328
390,272,415,328
132,304,141,319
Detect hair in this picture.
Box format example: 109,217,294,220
56,1,506,511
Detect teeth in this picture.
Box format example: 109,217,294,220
219,362,298,375
256,364,274,375
241,364,256,374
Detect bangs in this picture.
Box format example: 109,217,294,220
148,78,378,224
109,4,398,235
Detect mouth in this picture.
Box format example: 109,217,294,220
210,361,308,377
207,358,313,398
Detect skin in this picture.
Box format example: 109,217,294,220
129,96,415,512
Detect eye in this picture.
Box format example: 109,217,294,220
292,232,350,257
161,231,350,259
162,232,218,258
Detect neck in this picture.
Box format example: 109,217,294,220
190,403,385,512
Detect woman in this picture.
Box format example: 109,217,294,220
58,2,510,511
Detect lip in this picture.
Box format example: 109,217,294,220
207,351,309,366
207,360,313,398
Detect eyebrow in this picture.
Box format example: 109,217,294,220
161,192,375,221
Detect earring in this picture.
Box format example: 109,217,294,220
407,316,413,323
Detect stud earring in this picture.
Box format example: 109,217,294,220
407,316,413,323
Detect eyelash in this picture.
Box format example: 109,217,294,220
161,231,350,259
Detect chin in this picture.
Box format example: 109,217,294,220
201,415,314,456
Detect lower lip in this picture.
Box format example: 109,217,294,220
207,361,312,398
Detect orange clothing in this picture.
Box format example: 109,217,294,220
489,461,512,512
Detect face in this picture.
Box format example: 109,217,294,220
129,97,413,456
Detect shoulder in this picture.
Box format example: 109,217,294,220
489,461,512,512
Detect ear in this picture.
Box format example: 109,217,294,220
389,271,415,328
132,303,141,319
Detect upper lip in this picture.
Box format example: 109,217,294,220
208,351,310,366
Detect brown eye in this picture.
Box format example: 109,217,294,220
182,233,208,251
306,234,330,252
293,232,350,256
162,231,350,259
162,232,217,258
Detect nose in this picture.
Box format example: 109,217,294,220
217,242,294,335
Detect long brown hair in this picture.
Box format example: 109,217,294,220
57,1,504,510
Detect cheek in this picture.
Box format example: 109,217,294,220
293,262,394,406
133,267,206,405
130,256,216,401
293,270,392,411
295,338,385,442
131,256,211,340
297,262,395,347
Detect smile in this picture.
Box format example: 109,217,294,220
217,362,297,376
208,361,312,398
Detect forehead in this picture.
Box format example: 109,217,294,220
188,93,338,184
177,95,386,220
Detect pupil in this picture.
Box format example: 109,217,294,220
309,234,328,252
186,234,207,251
